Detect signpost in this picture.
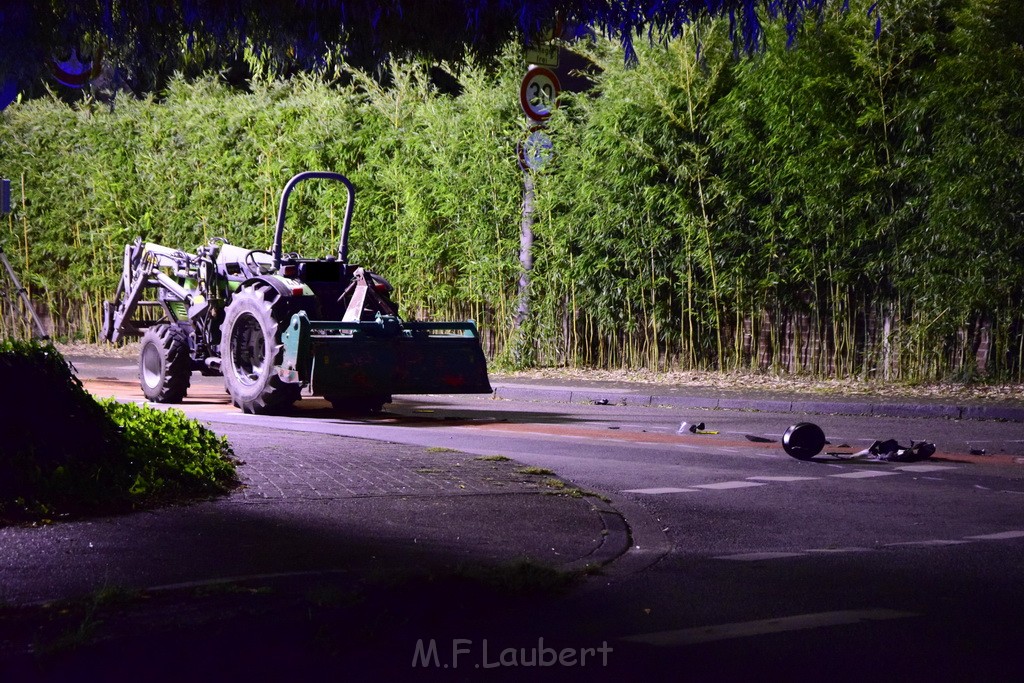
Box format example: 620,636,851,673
514,23,564,349
517,128,554,173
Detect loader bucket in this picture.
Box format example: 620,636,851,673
279,312,492,400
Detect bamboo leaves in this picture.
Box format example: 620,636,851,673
1,1,1022,379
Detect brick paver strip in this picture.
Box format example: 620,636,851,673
221,425,547,501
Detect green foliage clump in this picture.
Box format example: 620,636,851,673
1,0,1022,381
0,340,237,520
100,400,237,503
0,339,128,512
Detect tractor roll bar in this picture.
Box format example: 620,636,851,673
272,171,355,270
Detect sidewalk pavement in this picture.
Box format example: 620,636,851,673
489,375,1024,422
0,421,626,608
1,419,631,678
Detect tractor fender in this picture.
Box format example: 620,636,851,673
239,275,314,299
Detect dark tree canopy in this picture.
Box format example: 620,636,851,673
1,1,838,90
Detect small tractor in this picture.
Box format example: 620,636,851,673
101,171,492,414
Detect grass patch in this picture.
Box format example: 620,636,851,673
540,479,610,502
34,585,143,655
515,466,556,476
475,455,511,462
450,559,579,595
426,447,462,454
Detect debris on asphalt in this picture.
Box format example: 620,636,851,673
677,421,719,435
593,399,609,405
744,434,776,443
969,448,987,456
782,422,827,460
851,439,937,462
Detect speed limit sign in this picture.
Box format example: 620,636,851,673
520,66,561,122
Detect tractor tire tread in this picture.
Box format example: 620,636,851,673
139,324,191,403
222,284,301,414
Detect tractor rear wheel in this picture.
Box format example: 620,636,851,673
138,324,191,403
221,284,301,414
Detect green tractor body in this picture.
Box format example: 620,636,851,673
102,171,491,414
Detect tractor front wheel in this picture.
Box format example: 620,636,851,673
138,324,191,403
221,285,301,414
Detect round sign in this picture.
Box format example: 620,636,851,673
520,66,560,122
517,128,554,172
50,47,103,88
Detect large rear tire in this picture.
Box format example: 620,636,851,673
138,324,191,403
221,284,301,414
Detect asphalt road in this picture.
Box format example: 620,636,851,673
63,357,1024,680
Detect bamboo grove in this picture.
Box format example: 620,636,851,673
1,0,1022,381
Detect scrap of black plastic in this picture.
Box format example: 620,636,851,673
782,422,826,460
868,439,936,462
678,421,706,434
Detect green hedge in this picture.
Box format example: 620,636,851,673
0,340,237,519
2,0,1022,380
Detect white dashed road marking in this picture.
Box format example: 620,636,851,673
713,551,806,561
830,470,902,479
621,609,918,646
965,530,1024,540
896,465,958,473
625,463,961,495
692,481,766,490
885,539,972,547
711,528,1024,563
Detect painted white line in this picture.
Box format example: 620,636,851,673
896,465,958,473
885,539,971,547
964,531,1024,540
621,609,918,646
713,551,806,561
830,470,902,479
747,476,820,482
624,487,699,495
806,547,873,554
692,481,766,491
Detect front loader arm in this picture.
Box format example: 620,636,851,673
101,239,197,343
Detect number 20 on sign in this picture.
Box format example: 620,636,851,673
520,66,561,122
